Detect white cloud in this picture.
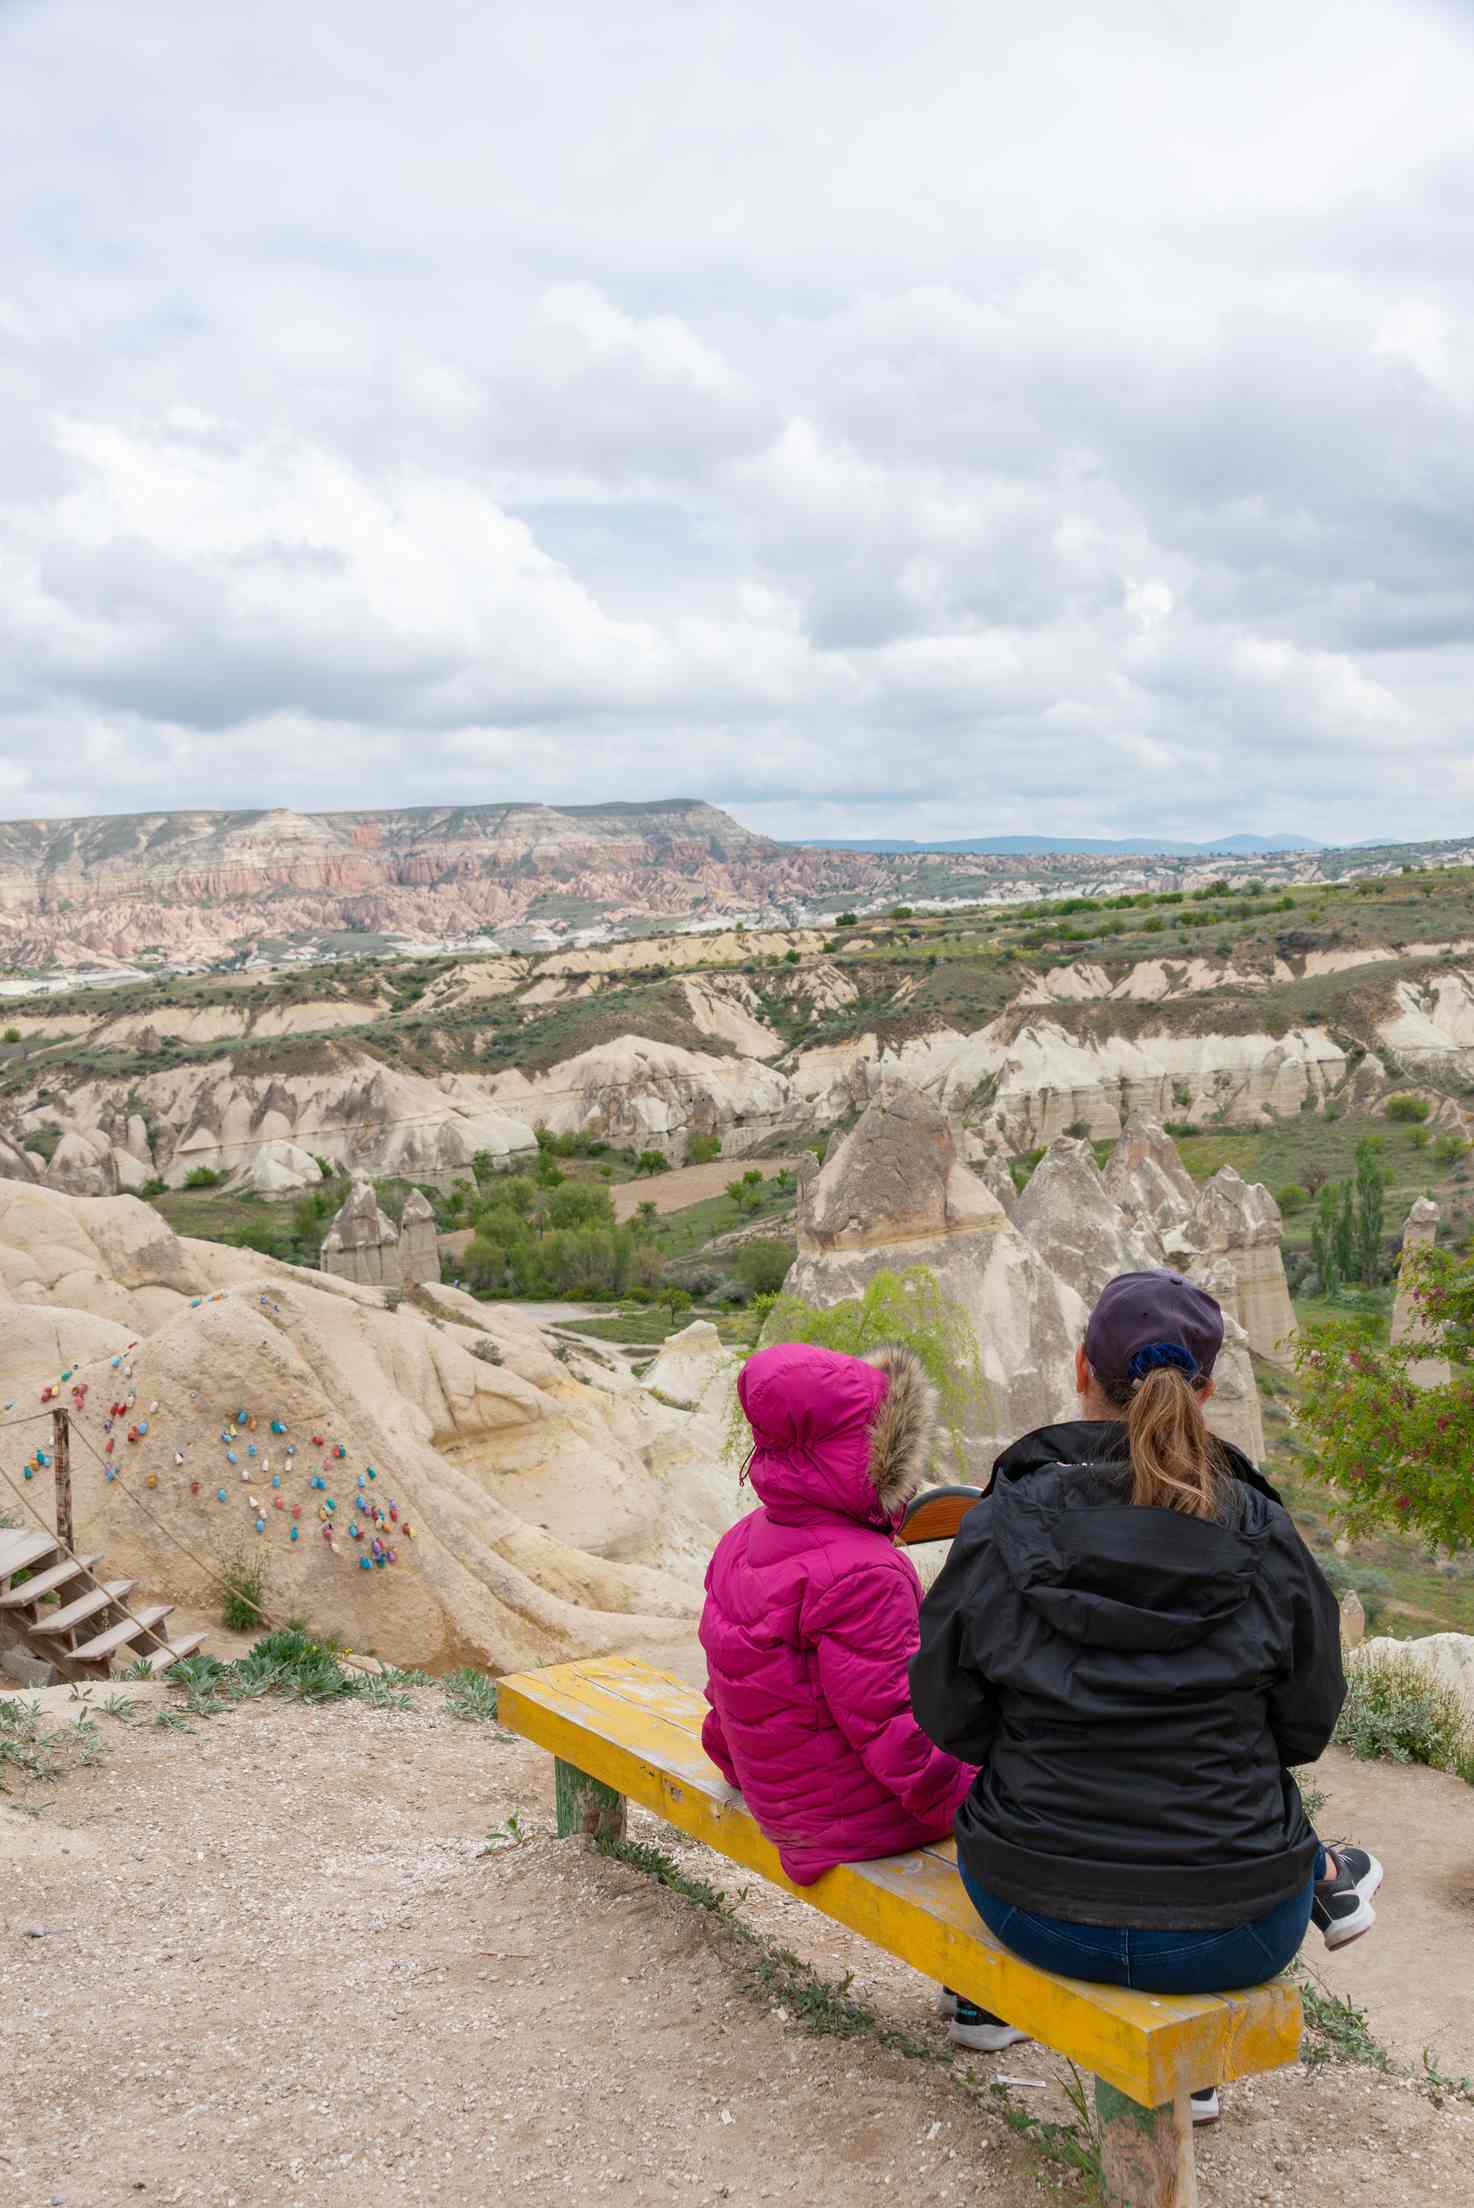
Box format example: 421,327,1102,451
2,0,1474,841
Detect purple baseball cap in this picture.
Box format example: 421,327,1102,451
1084,1269,1225,1387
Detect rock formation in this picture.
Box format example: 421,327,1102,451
1012,1136,1165,1302
0,1177,742,1672
239,1141,323,1196
0,1125,37,1185
784,1081,1089,1465
1391,1196,1450,1387
641,1319,729,1411
1185,1167,1298,1366
1187,1258,1267,1466
399,1187,442,1286
320,1178,402,1291
1392,1197,1441,1346
1103,1119,1197,1238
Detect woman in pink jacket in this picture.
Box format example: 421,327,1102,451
699,1338,1023,2052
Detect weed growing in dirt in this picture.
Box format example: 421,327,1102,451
1298,1973,1395,2072
98,1692,140,1723
0,1697,102,1788
444,1667,501,1723
1419,2050,1474,2108
219,1554,273,1634
1333,1650,1474,1782
595,1833,1104,2199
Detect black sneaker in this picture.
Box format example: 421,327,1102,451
1190,2087,1221,2125
1311,1844,1384,1950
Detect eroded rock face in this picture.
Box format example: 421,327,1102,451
641,1319,729,1411
0,1179,743,1672
1392,1198,1441,1346
1012,1136,1165,1302
1187,1257,1267,1466
239,1140,323,1195
320,1178,402,1291
399,1187,441,1286
786,1082,1086,1465
0,1126,38,1185
1186,1167,1298,1366
1103,1119,1197,1236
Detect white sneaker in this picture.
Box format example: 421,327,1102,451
1190,2087,1220,2125
949,2006,1029,2053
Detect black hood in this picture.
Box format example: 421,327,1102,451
988,1419,1282,1507
989,1462,1275,1653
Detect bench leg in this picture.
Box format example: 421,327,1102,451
554,1758,627,1843
1094,2079,1198,2208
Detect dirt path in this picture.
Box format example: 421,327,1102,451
611,1157,800,1221
1314,1744,1474,2069
2,1695,1472,2208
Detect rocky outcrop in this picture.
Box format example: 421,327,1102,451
0,1178,742,1671
1186,1257,1267,1466
1392,1197,1441,1345
1103,1119,1198,1237
1012,1136,1165,1302
320,1178,402,1291
0,1126,38,1185
484,1037,806,1162
641,1319,729,1410
17,1059,538,1193
785,1082,1088,1465
1391,1196,1450,1387
1185,1167,1298,1366
399,1187,441,1286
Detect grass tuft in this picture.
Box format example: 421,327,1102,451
444,1667,501,1723
1334,1649,1474,1781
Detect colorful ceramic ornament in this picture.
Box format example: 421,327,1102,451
290,1525,299,1542
145,1473,158,1490
217,1488,228,1503
271,1473,281,1488
22,1464,33,1481
190,1481,201,1495
359,1556,373,1570
255,1518,266,1533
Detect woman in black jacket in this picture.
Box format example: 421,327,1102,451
912,1271,1379,2030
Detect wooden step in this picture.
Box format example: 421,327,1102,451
134,1631,208,1676
0,1529,60,1581
31,1580,135,1637
70,1604,173,1668
0,1553,102,1609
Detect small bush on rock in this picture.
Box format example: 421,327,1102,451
1386,1092,1431,1123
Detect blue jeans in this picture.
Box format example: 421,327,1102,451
960,1852,1322,1995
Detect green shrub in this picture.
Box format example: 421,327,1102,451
732,1237,796,1298
2,1026,18,1045
687,1131,723,1166
1385,1092,1431,1123
220,1556,272,1634
835,912,859,928
184,1164,225,1189
1277,1185,1310,1216
1334,1650,1473,1778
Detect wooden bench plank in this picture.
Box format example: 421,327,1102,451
498,1659,1301,2110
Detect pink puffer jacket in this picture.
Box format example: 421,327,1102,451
699,1340,976,1886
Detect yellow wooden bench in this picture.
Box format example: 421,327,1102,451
499,1654,1302,2208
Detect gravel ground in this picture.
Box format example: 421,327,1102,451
3,1690,1472,2208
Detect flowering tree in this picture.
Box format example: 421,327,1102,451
1294,1246,1474,1549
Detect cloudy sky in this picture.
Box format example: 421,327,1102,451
4,0,1474,845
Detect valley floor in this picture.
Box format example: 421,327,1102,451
3,1677,1473,2207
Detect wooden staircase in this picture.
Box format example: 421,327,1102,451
0,1527,207,1683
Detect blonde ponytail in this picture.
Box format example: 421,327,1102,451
1097,1360,1226,1519
1123,1366,1222,1518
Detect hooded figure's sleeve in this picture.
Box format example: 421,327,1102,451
909,1506,1003,1764
1265,1517,1346,1766
803,1557,975,1831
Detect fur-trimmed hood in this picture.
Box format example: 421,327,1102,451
737,1340,937,1530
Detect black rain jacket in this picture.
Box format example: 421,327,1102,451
910,1447,1345,1929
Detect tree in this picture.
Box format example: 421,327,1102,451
1352,1138,1386,1286
660,1284,693,1326
1310,1182,1345,1295
636,1150,670,1176
732,1237,795,1298
726,1170,765,1216
835,912,858,928
734,1266,987,1478
1294,1245,1474,1550
687,1131,722,1165
634,1199,659,1236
